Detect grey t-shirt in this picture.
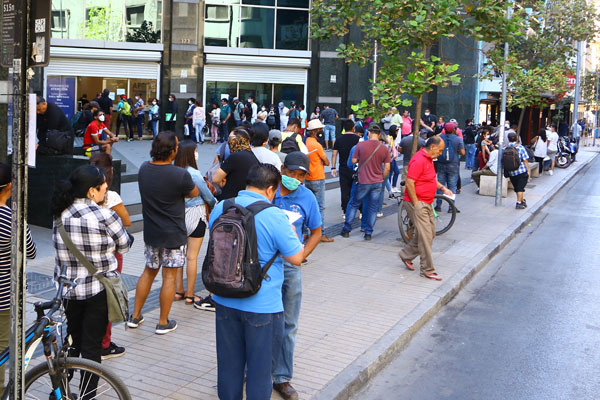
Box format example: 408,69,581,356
138,162,195,248
399,135,426,166
321,108,338,125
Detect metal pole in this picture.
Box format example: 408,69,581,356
9,0,30,397
372,40,377,105
572,41,582,135
594,70,598,147
473,41,483,124
495,5,512,207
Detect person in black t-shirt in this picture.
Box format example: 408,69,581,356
463,119,477,169
420,108,437,135
212,129,260,200
36,97,74,153
97,89,114,129
331,119,361,215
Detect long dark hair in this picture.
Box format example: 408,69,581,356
89,152,114,187
174,140,198,170
150,131,178,161
51,165,106,217
537,129,547,142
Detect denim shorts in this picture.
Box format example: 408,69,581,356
144,245,186,269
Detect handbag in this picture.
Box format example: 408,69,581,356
55,219,129,324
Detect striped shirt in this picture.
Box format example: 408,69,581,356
53,198,131,300
0,206,37,311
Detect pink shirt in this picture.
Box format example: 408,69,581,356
401,116,413,136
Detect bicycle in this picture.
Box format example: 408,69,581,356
0,265,131,400
396,192,457,244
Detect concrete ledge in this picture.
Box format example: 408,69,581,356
312,153,598,400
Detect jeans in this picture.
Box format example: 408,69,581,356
465,144,476,169
0,310,8,389
194,120,205,142
388,159,400,187
151,120,158,137
339,167,353,213
272,263,302,384
436,163,459,208
377,180,387,212
216,303,284,400
344,182,382,235
324,124,336,143
135,114,145,138
219,122,230,142
234,119,242,127
304,179,325,228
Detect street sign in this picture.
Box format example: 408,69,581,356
30,0,50,67
1,0,23,67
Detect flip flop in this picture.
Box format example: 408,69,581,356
185,295,202,305
174,292,185,301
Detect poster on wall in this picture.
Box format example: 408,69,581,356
46,76,76,120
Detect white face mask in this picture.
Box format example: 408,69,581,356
169,98,173,102
261,107,266,111
99,115,105,122
152,101,157,105
189,101,193,105
424,112,430,116
194,151,199,162
135,96,139,100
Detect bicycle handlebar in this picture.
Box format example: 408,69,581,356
32,265,76,338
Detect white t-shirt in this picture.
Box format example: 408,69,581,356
533,136,548,158
252,146,283,170
257,110,268,123
547,130,559,152
251,103,258,120
103,190,123,210
193,106,205,123
487,149,499,175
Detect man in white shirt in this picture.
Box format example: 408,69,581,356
279,102,289,131
248,96,258,123
250,124,283,170
546,124,559,175
472,146,499,189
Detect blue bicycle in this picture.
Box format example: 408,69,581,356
0,265,131,399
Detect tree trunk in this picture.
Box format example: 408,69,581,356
516,106,526,142
411,94,423,155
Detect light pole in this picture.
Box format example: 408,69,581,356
572,41,583,136
595,69,599,147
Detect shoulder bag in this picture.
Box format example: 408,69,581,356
352,142,383,182
55,219,129,324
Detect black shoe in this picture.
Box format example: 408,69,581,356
101,342,125,360
450,208,460,213
364,234,372,241
434,206,442,212
516,202,526,209
194,296,216,312
340,230,350,238
155,319,178,335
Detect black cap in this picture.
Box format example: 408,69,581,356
284,151,310,172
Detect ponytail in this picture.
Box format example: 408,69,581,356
51,165,106,217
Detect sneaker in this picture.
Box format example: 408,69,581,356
127,314,144,328
340,229,350,238
155,319,178,335
194,296,216,312
342,214,345,220
364,234,372,241
515,202,526,209
434,206,442,212
273,382,299,400
101,342,125,360
421,271,442,281
400,256,415,271
376,212,384,218
301,258,309,265
548,170,553,176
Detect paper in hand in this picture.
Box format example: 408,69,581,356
282,210,302,225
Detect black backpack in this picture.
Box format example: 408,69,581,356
502,146,521,172
267,114,276,126
202,200,279,298
280,132,301,154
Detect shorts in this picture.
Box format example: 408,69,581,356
190,220,207,238
547,150,557,162
83,145,102,157
509,172,528,193
144,245,186,270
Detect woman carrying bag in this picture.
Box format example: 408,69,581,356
51,165,132,391
531,128,549,175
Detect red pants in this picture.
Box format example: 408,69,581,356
102,253,123,349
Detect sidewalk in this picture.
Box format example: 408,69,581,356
24,148,599,399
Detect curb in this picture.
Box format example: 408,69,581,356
312,152,599,400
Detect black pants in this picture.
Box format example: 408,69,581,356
116,114,128,136
534,156,544,174
339,167,354,213
64,290,108,400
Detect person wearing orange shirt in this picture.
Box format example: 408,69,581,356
304,119,334,243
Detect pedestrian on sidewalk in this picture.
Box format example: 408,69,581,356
304,119,334,242
463,119,477,169
149,98,160,138
505,132,530,209
210,164,304,400
387,125,401,194
0,163,36,389
219,98,232,143
165,94,178,132
272,153,322,400
251,123,283,170
341,124,391,240
128,132,199,335
531,128,549,176
435,122,464,213
399,130,426,195
269,130,287,165
115,95,130,138
173,141,217,309
399,136,453,280
320,105,338,150
331,119,361,218
89,153,131,360
210,102,220,144
280,118,308,154
184,98,196,139
547,124,559,175
133,93,146,141
97,89,113,131
52,165,131,377
192,100,205,143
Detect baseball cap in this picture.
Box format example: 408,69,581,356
444,122,455,133
284,152,310,172
449,118,457,123
278,102,284,108
307,119,325,130
233,97,239,101
269,129,282,141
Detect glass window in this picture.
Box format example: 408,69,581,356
242,0,275,6
239,82,271,107
277,0,309,8
276,10,308,50
273,84,304,107
240,7,274,49
126,6,145,28
205,5,240,47
206,81,238,107
205,0,240,3
51,10,67,31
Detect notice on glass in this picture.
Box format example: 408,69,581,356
116,88,125,96
27,93,36,167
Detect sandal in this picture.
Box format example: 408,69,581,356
185,295,202,305
174,292,185,301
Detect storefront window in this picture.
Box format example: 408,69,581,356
206,81,238,107
239,82,271,107
276,10,308,50
205,82,305,108
273,84,304,107
51,0,162,43
278,0,309,7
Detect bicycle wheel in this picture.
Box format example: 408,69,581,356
433,194,456,236
24,357,131,400
398,199,415,244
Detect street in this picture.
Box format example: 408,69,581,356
354,156,600,400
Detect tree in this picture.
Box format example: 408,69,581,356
311,0,520,153
582,70,599,110
126,21,161,44
84,5,124,42
484,0,598,135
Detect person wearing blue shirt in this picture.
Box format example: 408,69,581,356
271,152,322,400
209,164,304,400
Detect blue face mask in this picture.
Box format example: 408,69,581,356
281,174,301,191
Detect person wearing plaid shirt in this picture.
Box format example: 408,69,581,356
507,132,530,209
51,165,131,374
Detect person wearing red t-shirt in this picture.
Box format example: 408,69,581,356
399,136,453,281
83,109,118,155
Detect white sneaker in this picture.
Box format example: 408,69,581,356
377,212,383,218
548,170,553,176
342,214,345,220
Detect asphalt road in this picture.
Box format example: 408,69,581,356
355,156,600,400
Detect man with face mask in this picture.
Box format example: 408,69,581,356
420,108,437,134
272,152,322,400
83,109,118,155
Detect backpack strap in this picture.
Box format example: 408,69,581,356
245,201,280,279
